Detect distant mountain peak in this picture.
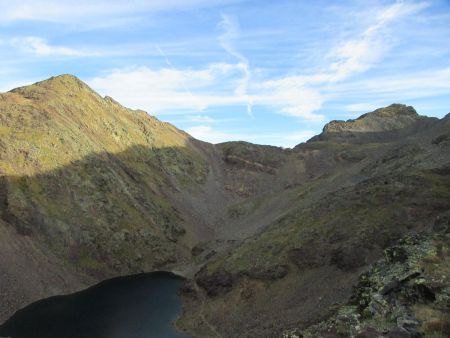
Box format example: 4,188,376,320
323,104,420,133
308,103,435,143
356,104,418,120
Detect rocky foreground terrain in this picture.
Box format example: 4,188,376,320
0,75,449,337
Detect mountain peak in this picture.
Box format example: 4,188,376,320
307,104,434,143
10,74,96,99
34,74,93,92
356,104,418,120
323,104,420,134
41,74,85,86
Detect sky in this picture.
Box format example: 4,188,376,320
1,0,449,147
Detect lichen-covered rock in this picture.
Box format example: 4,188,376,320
282,232,450,338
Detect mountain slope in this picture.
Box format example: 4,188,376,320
0,75,212,320
180,108,450,337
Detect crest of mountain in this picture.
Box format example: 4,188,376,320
0,75,449,337
308,103,438,143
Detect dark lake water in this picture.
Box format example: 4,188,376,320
0,272,191,338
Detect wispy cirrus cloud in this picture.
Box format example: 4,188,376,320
88,1,435,122
258,1,430,120
0,0,240,24
89,63,325,120
326,1,429,82
2,1,438,124
11,37,99,57
343,67,450,98
218,14,253,117
340,67,450,113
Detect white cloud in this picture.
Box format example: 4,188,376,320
0,1,121,24
0,79,39,93
334,67,450,102
186,125,242,144
186,125,317,147
89,65,248,113
85,2,433,124
88,64,327,121
168,115,239,125
345,103,379,112
189,115,217,123
251,1,429,119
360,67,450,96
256,79,326,121
325,1,428,82
218,14,253,117
11,37,97,57
0,0,238,24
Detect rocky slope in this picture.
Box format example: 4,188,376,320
178,107,450,337
283,230,450,338
0,75,449,337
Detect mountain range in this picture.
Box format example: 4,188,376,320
0,75,449,337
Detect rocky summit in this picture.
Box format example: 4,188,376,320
0,75,449,338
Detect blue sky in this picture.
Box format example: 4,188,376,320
1,0,449,147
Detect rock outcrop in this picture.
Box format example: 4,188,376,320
283,232,450,338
